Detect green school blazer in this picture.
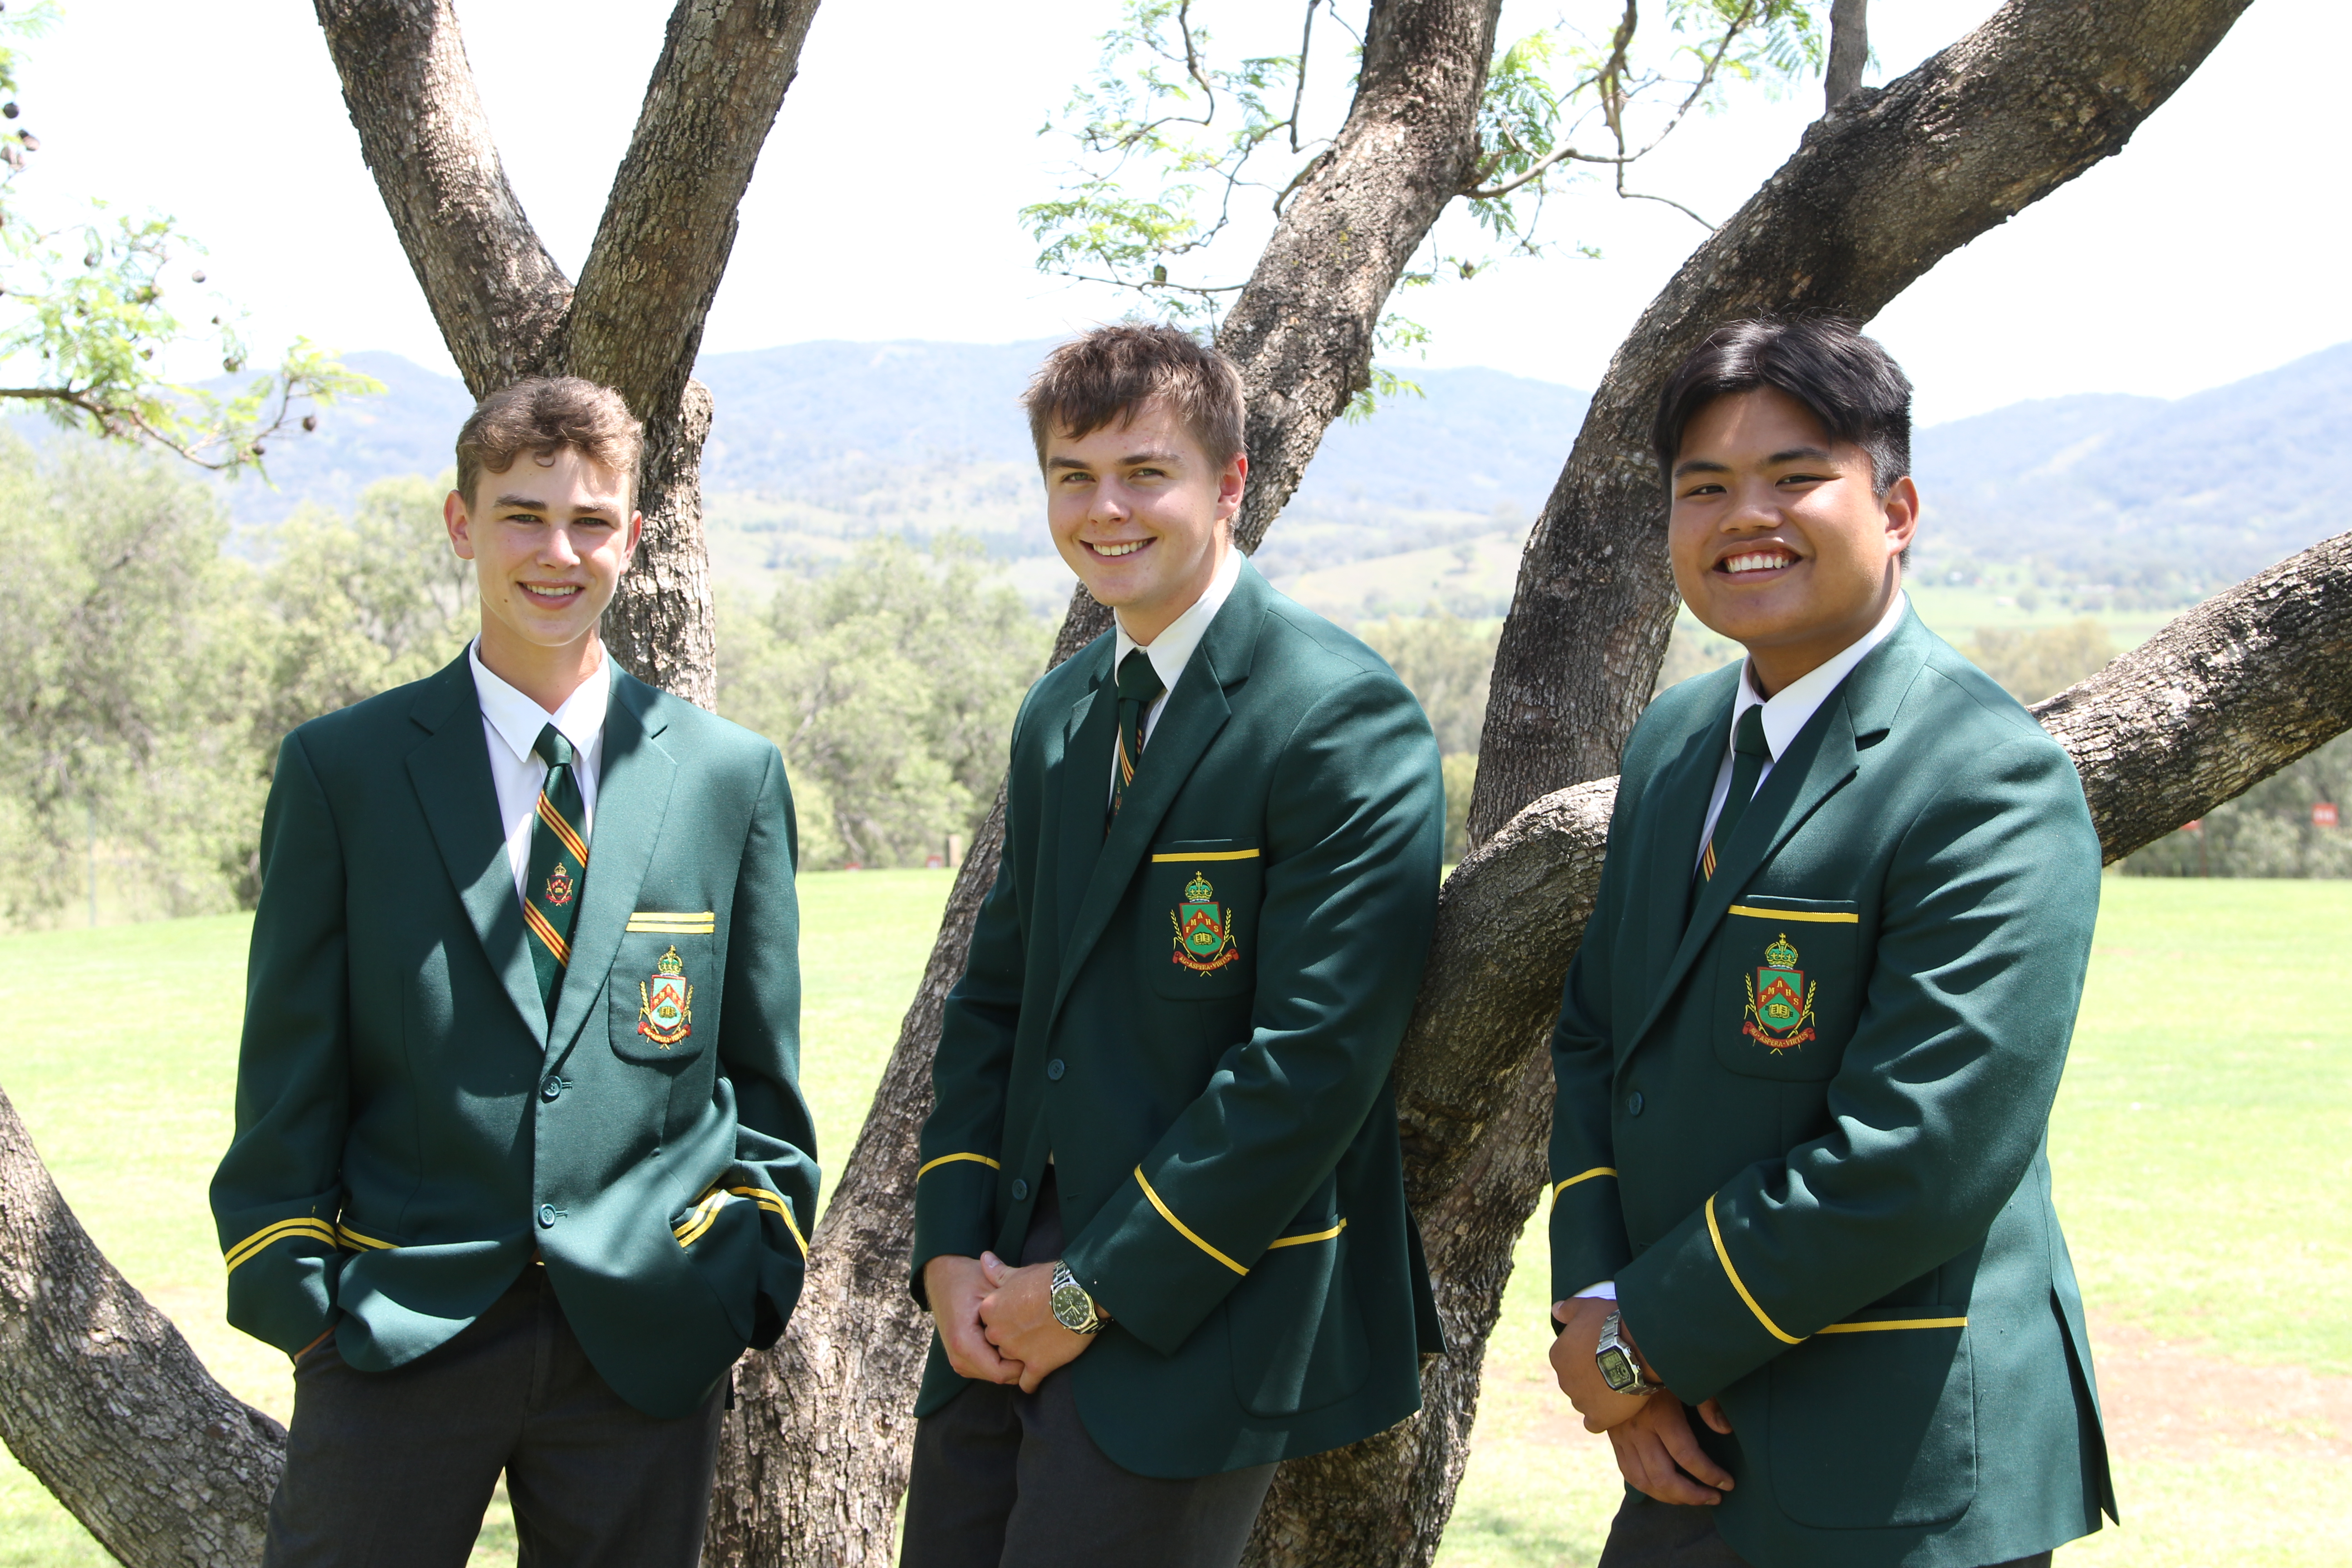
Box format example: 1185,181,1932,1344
911,561,1447,1478
1547,608,2116,1568
210,653,818,1420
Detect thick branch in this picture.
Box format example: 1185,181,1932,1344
1825,0,1868,112
1468,0,2256,844
0,1083,283,1568
563,0,823,421
311,0,573,394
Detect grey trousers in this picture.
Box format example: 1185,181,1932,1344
1599,1492,2055,1568
263,1266,724,1568
900,1171,1277,1568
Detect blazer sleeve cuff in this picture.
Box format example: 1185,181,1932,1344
1615,1192,1807,1401
908,1152,1002,1305
220,1214,343,1357
1060,1165,1253,1357
1546,1164,1632,1308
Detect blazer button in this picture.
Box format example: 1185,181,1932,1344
540,1075,563,1102
1011,1178,1031,1202
537,1203,558,1228
1627,1091,1645,1117
1047,1059,1066,1081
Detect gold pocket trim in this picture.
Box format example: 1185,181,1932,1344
1150,848,1259,862
1265,1218,1347,1249
1727,904,1857,924
629,911,716,933
1817,1315,1967,1333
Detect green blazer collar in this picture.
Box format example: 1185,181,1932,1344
1049,558,1273,1023
1623,608,1933,1060
547,665,676,1060
407,654,545,1047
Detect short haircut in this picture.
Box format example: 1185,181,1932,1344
1022,323,1247,470
454,376,644,509
1653,318,1912,493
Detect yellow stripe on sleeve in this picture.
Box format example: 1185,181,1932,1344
335,1224,394,1251
730,1186,810,1259
1264,1218,1347,1250
223,1217,340,1274
916,1152,1002,1179
1705,1193,1803,1345
1550,1166,1618,1201
1726,905,1859,924
1133,1166,1248,1276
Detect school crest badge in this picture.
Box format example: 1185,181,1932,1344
1169,871,1240,975
1742,932,1816,1050
542,863,575,907
637,945,694,1048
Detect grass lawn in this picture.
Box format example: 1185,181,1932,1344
2,874,2345,1564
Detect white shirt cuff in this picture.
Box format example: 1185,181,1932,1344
1573,1280,1617,1300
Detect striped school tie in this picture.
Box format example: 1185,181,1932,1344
523,724,589,1014
1109,648,1165,827
1697,704,1772,885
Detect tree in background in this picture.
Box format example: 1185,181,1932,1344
0,7,371,470
2127,733,2352,879
718,539,1049,870
1963,617,2119,705
1359,610,1500,859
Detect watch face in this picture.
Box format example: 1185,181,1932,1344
1597,1345,1637,1392
1050,1280,1091,1330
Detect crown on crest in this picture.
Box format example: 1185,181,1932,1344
656,945,686,976
1764,933,1800,970
1185,872,1215,902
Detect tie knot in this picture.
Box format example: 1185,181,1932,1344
1117,649,1164,705
534,724,575,770
1733,704,1771,760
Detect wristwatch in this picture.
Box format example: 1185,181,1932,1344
1049,1262,1109,1335
1595,1308,1662,1396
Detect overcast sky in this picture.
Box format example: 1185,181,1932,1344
29,0,2344,425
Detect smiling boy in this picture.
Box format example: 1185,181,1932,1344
211,377,818,1567
1542,319,2114,1568
901,324,1446,1567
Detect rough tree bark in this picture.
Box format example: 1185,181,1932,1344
0,1085,284,1568
1470,0,2256,843
310,0,820,706
706,4,1509,1562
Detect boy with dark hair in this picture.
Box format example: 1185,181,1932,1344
212,376,818,1567
1543,318,2115,1568
901,323,1447,1568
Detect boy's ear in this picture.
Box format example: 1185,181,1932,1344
622,510,645,566
443,489,478,561
1882,475,1921,557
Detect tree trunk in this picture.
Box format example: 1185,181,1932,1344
311,0,820,710
1469,0,2256,845
0,1084,284,1568
1825,0,1869,112
708,3,1509,1561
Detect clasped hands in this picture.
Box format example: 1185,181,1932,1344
1548,1296,1737,1507
924,1252,1097,1394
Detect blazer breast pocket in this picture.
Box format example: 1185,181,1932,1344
1142,841,1261,1000
1713,896,1860,1082
609,919,715,1064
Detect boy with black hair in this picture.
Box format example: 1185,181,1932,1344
212,376,818,1567
1543,318,2115,1568
902,323,1446,1568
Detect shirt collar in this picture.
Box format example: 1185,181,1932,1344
1731,590,1909,761
469,638,611,765
1113,544,1243,695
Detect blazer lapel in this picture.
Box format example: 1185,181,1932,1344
1621,691,1860,1061
1049,564,1267,1022
1638,682,1738,982
547,668,677,1059
406,657,547,1048
1052,642,1116,962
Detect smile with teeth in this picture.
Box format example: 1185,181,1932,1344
1720,549,1795,574
521,583,585,603
1090,539,1149,558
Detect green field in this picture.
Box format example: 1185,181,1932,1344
3,876,2346,1564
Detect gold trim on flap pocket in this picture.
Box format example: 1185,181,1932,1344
1770,1307,1973,1529
628,910,716,934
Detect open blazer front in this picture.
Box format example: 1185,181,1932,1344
911,559,1447,1479
1548,607,2117,1568
211,653,819,1420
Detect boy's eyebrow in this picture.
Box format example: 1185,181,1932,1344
495,493,620,514
1765,445,1834,466
1671,458,1730,479
494,493,546,510
1045,449,1186,469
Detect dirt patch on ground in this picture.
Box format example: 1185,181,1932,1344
2088,1313,2351,1460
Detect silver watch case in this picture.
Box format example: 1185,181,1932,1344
1595,1308,1661,1396
1049,1262,1106,1335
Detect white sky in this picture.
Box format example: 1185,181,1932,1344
29,0,2344,424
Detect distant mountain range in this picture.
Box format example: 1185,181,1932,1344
203,336,2351,616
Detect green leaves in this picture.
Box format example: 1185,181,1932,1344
0,5,376,475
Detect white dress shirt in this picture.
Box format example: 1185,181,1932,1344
469,638,609,905
1105,544,1244,804
1574,590,1909,1306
